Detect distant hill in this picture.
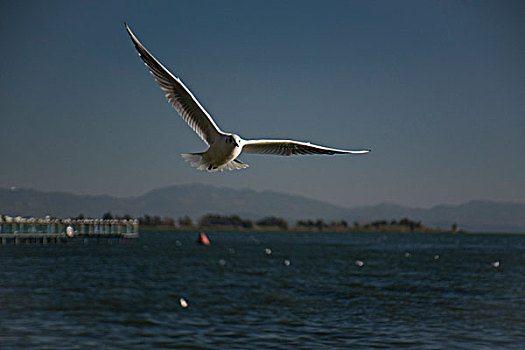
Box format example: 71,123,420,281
1,185,524,232
0,185,348,222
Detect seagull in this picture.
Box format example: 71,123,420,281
125,24,371,172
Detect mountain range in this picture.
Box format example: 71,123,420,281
1,184,524,232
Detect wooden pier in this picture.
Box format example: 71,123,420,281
0,216,139,245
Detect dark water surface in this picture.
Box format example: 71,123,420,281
1,232,524,349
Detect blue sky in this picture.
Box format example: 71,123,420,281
0,0,523,208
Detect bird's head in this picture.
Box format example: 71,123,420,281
226,134,241,147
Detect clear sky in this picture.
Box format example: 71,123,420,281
1,0,524,208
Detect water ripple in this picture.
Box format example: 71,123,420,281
1,232,524,349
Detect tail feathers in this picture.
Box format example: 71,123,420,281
225,159,250,171
181,153,208,171
181,154,249,172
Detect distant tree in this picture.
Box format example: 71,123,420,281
178,215,194,227
330,220,348,228
152,215,163,226
296,219,316,228
199,214,221,227
76,213,85,220
452,223,458,232
140,214,152,226
256,217,289,230
199,214,253,229
315,219,327,231
399,218,410,226
102,212,113,220
396,217,422,231
369,220,387,228
164,217,175,226
243,219,255,229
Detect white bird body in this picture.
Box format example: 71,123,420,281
126,24,370,172
205,135,242,168
182,134,246,171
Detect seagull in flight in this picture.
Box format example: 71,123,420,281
125,24,370,172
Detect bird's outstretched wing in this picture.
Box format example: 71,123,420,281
242,139,371,156
125,24,223,146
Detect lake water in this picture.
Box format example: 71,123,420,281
1,231,524,349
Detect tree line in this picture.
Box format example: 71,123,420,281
91,212,453,232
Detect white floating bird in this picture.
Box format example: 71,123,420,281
126,24,371,172
179,297,188,308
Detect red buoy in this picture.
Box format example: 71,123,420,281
198,232,210,246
